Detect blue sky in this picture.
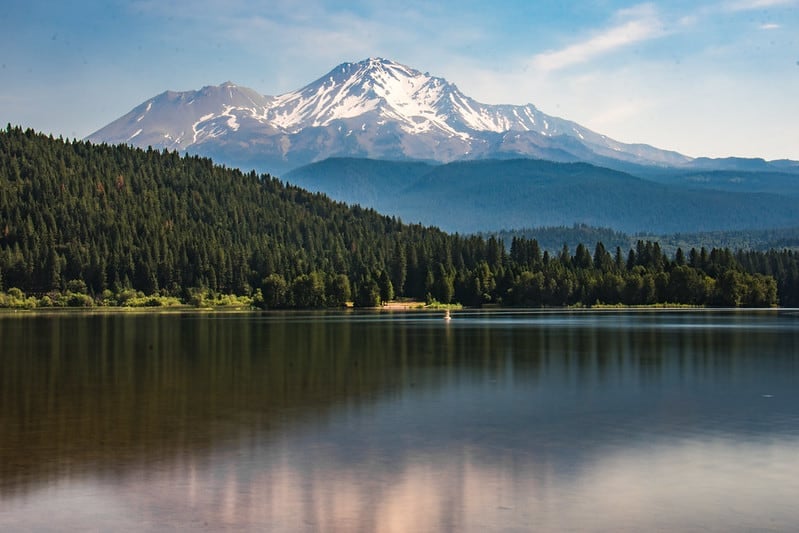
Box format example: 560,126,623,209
1,0,797,160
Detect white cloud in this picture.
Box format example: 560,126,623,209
530,5,666,72
758,23,782,29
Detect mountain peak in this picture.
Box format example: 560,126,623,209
358,56,399,67
344,57,411,73
87,57,694,172
267,57,447,131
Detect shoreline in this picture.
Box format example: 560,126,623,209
0,304,789,317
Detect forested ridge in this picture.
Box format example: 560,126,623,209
1,126,798,308
286,157,799,234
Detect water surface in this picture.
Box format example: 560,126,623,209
1,309,798,531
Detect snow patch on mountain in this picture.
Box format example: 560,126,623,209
87,57,694,172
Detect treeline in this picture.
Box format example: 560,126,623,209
489,224,632,254
1,126,797,308
492,224,799,255
501,239,790,307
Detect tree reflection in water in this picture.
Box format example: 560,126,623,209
1,310,798,531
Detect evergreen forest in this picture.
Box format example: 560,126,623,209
1,126,798,309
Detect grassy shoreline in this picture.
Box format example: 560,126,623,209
2,301,787,316
0,286,782,314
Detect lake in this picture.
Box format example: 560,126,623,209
1,309,798,531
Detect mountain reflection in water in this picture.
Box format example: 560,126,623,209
1,310,798,531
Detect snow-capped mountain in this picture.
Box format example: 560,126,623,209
88,57,691,173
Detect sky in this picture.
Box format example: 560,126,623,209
1,0,797,160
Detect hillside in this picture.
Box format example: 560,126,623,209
286,158,799,234
2,126,797,308
641,170,799,196
283,157,435,208
0,126,453,304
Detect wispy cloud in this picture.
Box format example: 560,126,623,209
531,4,666,72
759,23,781,29
727,0,798,11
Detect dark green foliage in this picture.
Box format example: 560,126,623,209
354,275,381,308
0,127,453,306
378,270,394,303
259,274,288,309
290,272,327,308
326,273,351,308
1,126,795,309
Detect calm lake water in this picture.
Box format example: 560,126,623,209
1,309,798,532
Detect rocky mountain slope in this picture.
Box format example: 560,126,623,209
88,58,692,174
